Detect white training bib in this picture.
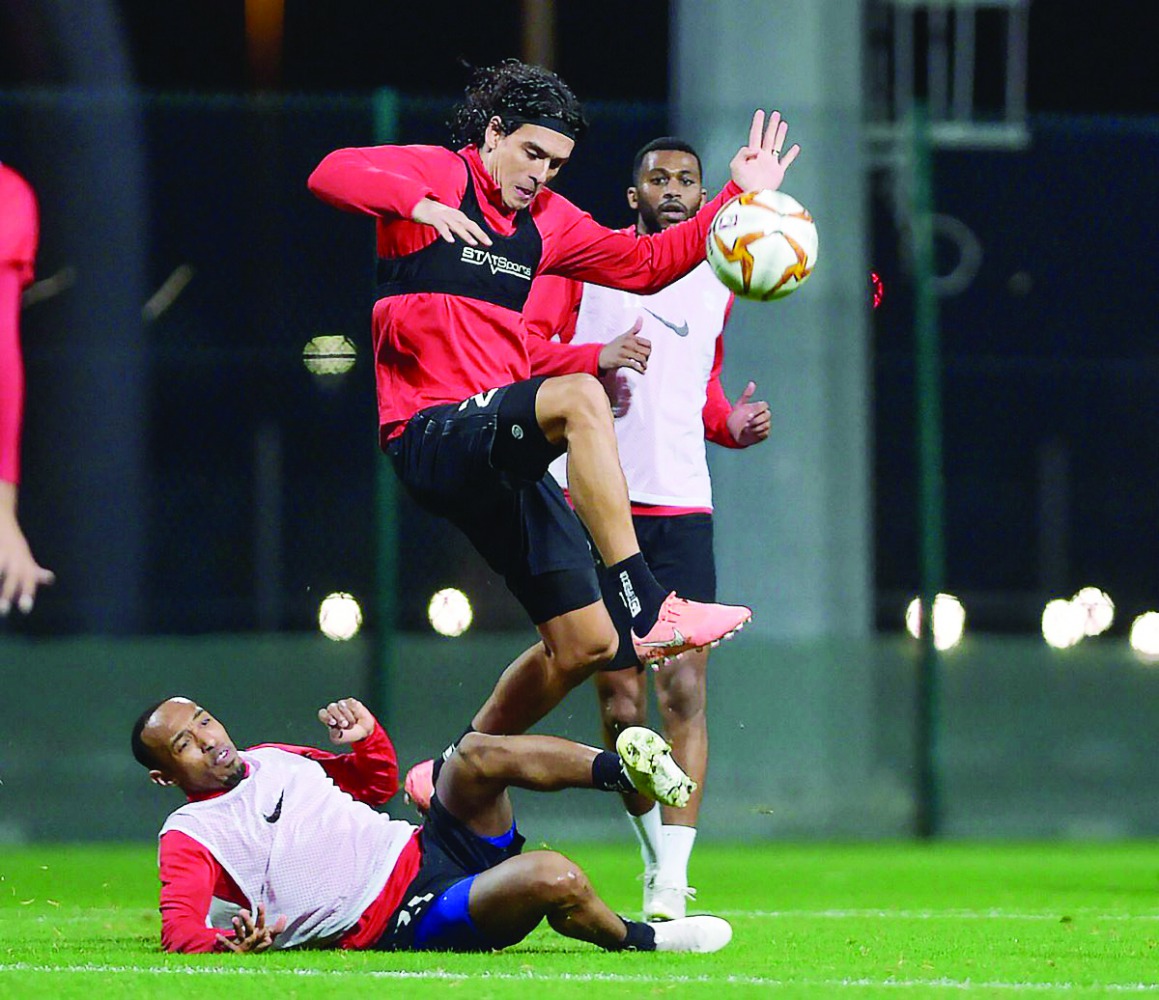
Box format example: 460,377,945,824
550,262,731,508
160,747,416,949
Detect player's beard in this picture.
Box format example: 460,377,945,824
222,760,246,789
641,198,691,234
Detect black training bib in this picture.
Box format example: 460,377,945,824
375,155,543,313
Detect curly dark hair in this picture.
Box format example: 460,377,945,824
449,58,587,147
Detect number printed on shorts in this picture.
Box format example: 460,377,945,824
458,389,499,412
395,891,435,929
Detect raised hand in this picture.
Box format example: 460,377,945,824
726,381,771,448
317,697,377,744
729,110,801,194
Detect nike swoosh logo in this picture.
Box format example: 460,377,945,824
632,626,688,649
644,309,689,338
264,790,284,824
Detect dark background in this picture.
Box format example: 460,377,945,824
2,1,1155,112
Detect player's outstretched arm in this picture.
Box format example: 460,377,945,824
730,110,801,193
318,697,377,745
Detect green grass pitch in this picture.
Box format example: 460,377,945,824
3,841,1158,998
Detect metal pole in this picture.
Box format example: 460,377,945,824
952,4,976,122
910,103,944,839
370,89,401,727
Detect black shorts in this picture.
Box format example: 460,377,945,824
374,793,526,952
629,512,716,603
387,378,601,624
598,512,716,671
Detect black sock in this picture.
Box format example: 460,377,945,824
599,567,645,670
607,552,667,633
591,750,635,794
617,918,657,951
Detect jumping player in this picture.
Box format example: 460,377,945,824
523,137,772,920
307,60,798,746
0,162,55,616
134,694,732,954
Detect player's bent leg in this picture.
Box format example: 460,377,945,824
437,731,613,836
466,851,647,951
534,373,639,565
471,602,618,735
437,729,688,832
536,377,752,656
411,854,732,953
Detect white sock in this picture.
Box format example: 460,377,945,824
659,824,697,887
628,805,662,876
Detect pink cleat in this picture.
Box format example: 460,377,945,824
631,592,751,669
403,758,434,814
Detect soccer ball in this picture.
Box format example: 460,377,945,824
706,189,818,301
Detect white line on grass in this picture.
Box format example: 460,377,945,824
719,909,1159,921
3,964,1159,992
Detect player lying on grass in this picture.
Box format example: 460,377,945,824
132,695,732,954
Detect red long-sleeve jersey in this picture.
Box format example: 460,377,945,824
156,723,421,953
0,164,38,485
307,143,740,442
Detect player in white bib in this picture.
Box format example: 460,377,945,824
133,693,731,954
524,138,771,921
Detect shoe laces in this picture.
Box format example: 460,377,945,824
655,594,689,625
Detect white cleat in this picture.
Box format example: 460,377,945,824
652,915,733,953
616,727,696,809
644,876,696,922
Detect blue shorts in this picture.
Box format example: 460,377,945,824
374,793,526,952
386,378,602,624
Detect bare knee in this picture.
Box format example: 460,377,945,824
524,851,595,910
554,373,613,435
657,658,706,722
596,674,645,735
550,624,618,676
453,732,506,778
